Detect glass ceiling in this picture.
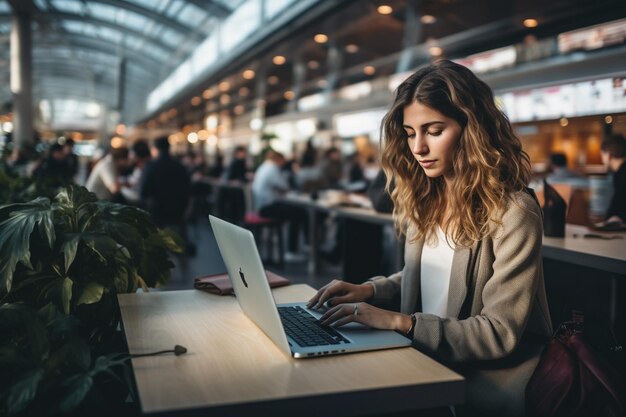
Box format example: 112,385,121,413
0,0,252,127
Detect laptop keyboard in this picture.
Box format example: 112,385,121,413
278,306,351,347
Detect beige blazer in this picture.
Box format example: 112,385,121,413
369,191,553,417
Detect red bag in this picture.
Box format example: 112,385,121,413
526,318,626,417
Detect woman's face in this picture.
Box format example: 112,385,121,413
402,100,463,182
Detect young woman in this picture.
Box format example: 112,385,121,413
308,60,553,416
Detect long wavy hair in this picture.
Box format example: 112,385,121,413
381,60,531,247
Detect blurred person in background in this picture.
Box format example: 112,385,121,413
85,146,130,201
545,152,587,188
319,146,343,189
62,138,79,182
597,133,626,227
224,145,249,182
308,60,552,417
120,139,151,205
252,150,307,261
140,136,191,229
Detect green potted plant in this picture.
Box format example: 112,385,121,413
0,185,182,416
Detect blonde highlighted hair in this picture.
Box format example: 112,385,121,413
381,60,531,247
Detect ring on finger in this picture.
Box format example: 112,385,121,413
353,303,358,317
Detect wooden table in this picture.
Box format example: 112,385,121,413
118,285,465,416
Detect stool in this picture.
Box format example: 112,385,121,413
243,212,284,266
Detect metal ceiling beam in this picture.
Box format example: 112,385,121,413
27,53,158,81
8,0,38,14
184,0,231,19
76,0,192,33
0,12,175,54
47,11,176,54
32,36,162,67
32,69,153,92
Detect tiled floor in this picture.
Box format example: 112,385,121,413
161,218,340,292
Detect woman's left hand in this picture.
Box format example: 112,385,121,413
319,302,410,333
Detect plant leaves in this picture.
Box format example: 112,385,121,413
76,282,104,306
157,228,184,253
82,234,121,264
0,197,53,292
61,277,73,315
59,374,93,413
54,185,97,211
61,234,80,273
6,368,44,414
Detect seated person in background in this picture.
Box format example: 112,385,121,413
545,152,588,188
252,150,308,261
308,60,552,417
597,133,626,228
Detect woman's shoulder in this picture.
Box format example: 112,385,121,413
495,190,543,233
507,190,542,217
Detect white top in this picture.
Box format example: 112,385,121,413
251,160,289,210
420,227,455,317
85,155,117,200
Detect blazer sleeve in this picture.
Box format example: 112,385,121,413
412,196,544,362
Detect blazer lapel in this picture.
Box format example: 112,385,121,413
446,245,471,318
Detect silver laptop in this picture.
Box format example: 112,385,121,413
209,215,411,358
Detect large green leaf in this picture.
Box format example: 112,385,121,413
5,368,44,414
82,234,123,264
45,277,74,314
61,277,73,315
76,282,104,306
54,185,97,211
60,234,81,273
0,197,54,292
59,374,93,413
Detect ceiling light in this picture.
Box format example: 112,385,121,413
234,105,245,115
268,75,280,85
242,69,256,80
307,60,320,70
363,66,376,75
605,115,613,124
429,46,443,56
559,117,568,127
420,15,436,24
239,87,250,96
314,33,328,44
220,94,231,105
377,5,393,15
523,18,538,28
284,91,295,100
203,89,214,99
345,44,359,53
187,132,198,144
218,81,230,92
273,55,286,65
191,96,202,106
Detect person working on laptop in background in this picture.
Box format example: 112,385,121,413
308,60,552,417
596,133,626,229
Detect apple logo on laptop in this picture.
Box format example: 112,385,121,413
238,267,249,288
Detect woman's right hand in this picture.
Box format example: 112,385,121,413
307,279,374,310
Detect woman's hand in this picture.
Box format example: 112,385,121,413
307,280,374,310
319,302,412,333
